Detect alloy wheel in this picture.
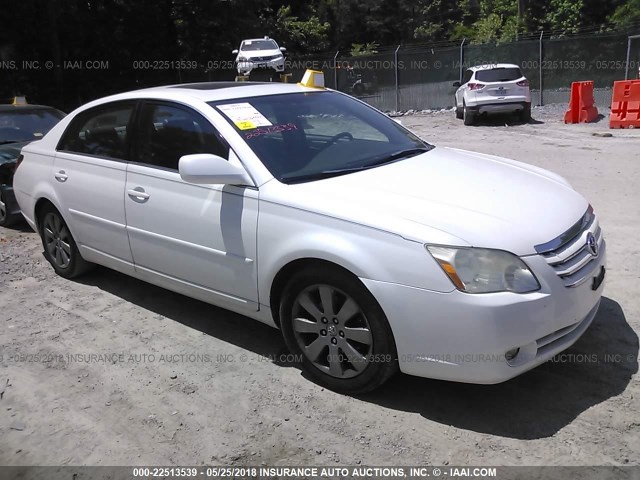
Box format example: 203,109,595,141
291,284,373,379
43,212,72,269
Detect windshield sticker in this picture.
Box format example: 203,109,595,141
217,102,273,130
244,123,298,139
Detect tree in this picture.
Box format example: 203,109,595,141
610,0,640,28
274,5,330,53
545,0,584,33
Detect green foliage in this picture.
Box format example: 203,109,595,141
350,42,380,56
470,0,519,44
545,0,584,33
275,5,330,53
610,0,640,28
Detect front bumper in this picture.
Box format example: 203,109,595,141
361,242,606,384
237,58,285,75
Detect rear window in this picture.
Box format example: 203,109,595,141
475,68,523,82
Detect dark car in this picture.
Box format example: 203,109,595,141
0,102,65,226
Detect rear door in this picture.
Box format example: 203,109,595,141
54,101,136,274
124,100,259,311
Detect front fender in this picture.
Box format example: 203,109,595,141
257,202,456,307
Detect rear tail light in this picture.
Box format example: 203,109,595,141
15,154,24,172
467,83,485,91
516,79,529,87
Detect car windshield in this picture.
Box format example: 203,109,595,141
0,108,65,144
211,92,433,184
241,40,278,51
475,67,523,82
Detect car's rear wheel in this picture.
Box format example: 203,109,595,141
279,267,398,394
463,102,475,126
520,103,532,123
0,189,19,227
39,204,93,278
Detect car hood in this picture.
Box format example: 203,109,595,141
264,147,588,256
240,49,282,59
0,141,29,166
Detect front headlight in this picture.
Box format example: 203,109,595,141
426,246,540,294
237,56,249,62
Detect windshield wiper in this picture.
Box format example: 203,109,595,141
282,147,431,184
281,168,365,184
360,147,432,168
0,140,20,145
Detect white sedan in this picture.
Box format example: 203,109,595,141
13,71,606,393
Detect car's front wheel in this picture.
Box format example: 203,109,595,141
39,204,93,278
279,267,398,394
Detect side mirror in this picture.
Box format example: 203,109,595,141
279,47,287,52
179,154,254,186
452,81,461,88
232,49,239,55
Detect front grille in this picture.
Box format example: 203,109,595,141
251,55,279,62
535,207,604,288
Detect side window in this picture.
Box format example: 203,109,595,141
136,103,229,170
462,69,473,85
58,103,134,160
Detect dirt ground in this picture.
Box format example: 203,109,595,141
1,106,639,469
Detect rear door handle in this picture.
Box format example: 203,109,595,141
127,187,150,202
54,170,68,182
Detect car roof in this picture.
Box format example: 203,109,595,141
468,63,520,71
241,38,277,43
0,104,62,113
92,81,323,106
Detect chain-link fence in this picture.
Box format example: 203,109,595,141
304,29,640,112
1,29,639,113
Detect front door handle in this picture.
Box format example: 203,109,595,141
54,170,68,182
127,187,150,202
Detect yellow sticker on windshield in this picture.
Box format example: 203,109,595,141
235,120,256,130
218,103,272,130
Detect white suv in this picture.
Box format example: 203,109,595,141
232,37,286,77
454,64,531,125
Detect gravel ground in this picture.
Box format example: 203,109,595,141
1,105,639,469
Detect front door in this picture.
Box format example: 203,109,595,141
124,101,259,311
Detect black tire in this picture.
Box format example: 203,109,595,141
279,266,398,394
0,189,19,227
520,103,532,123
455,100,463,119
463,102,475,126
38,204,93,278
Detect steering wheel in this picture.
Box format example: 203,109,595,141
320,131,353,151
